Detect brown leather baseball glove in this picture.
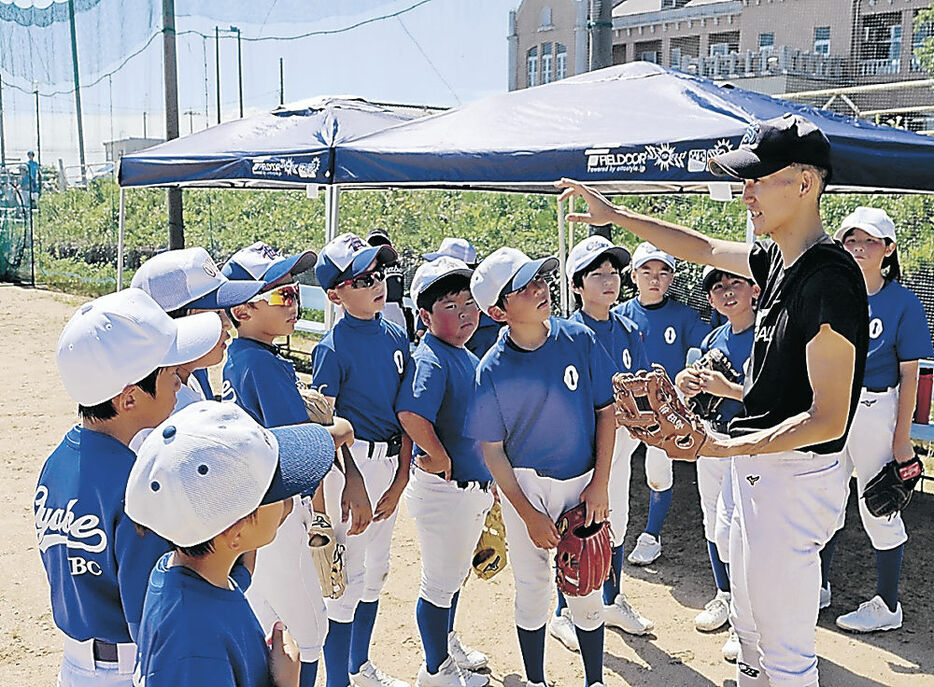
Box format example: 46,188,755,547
613,364,708,461
554,503,612,597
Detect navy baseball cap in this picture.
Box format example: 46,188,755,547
315,232,397,290
700,265,752,293
222,241,317,289
708,114,832,181
566,236,630,280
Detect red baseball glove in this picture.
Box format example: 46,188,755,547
554,503,612,597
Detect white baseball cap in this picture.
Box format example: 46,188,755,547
631,242,676,270
833,207,897,243
125,401,335,547
222,241,317,288
470,247,558,315
566,236,631,281
56,288,222,406
423,238,478,265
314,232,397,290
131,247,265,311
410,256,473,306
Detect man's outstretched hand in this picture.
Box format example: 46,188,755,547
555,178,620,226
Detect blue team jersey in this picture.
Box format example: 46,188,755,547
863,280,934,389
192,368,214,400
569,309,650,374
395,332,491,483
135,554,270,687
222,337,307,428
311,312,409,443
466,317,615,480
465,313,503,358
34,427,169,643
699,323,755,426
614,297,708,376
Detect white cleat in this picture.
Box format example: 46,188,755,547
415,656,488,687
447,631,488,671
695,590,731,632
835,596,903,633
352,662,410,687
547,608,579,652
721,628,740,663
627,533,661,566
604,593,654,635
819,583,831,610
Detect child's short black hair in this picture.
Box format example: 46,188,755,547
78,367,162,422
571,253,627,310
416,274,472,313
702,269,754,294
167,508,259,558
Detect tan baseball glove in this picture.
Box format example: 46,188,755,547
307,510,346,599
299,384,334,426
470,502,508,581
613,364,708,461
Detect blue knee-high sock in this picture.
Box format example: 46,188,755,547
349,600,379,674
416,598,451,673
645,487,673,539
556,589,568,616
516,626,546,685
876,545,903,613
603,546,624,604
300,661,319,687
323,620,353,687
707,540,731,593
448,591,459,634
819,531,839,589
574,624,605,687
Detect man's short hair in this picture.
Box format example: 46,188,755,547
792,163,829,197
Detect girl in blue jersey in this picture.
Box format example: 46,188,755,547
614,242,709,565
819,207,934,633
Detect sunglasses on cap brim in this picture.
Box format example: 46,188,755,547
249,283,300,307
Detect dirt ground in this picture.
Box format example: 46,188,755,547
2,283,932,686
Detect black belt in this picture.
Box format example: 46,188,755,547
456,480,492,491
93,639,118,663
865,386,893,393
710,420,730,435
366,434,402,458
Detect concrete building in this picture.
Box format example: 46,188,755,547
507,0,934,129
103,137,164,162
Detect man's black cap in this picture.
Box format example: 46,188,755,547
708,113,832,181
366,228,392,247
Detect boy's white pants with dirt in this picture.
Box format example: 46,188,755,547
404,467,494,607
608,427,639,546
833,388,907,550
499,468,605,632
643,443,672,492
697,427,737,563
729,451,848,687
59,636,135,687
323,442,400,623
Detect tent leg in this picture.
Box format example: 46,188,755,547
557,197,567,316
323,186,341,329
117,187,126,291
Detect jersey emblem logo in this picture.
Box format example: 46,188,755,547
622,349,632,370
664,326,677,345
563,365,580,391
745,474,760,486
34,487,107,555
221,379,237,403
861,399,877,407
393,349,405,375
738,662,760,678
869,317,883,340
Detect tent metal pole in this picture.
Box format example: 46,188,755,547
117,187,126,290
324,185,340,328
557,197,567,316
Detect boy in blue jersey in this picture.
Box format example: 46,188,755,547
126,401,336,687
222,241,366,687
467,247,616,687
548,236,655,653
396,257,492,687
615,242,709,566
312,233,413,687
675,266,758,663
36,288,221,687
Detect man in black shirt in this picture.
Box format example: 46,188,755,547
557,114,868,687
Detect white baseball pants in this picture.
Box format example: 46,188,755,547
404,467,494,607
499,468,605,632
59,636,135,687
644,444,672,492
608,427,640,547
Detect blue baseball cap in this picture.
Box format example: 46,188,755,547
566,236,631,280
222,241,317,288
315,232,397,290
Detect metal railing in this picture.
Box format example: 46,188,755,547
673,46,845,81
859,58,901,76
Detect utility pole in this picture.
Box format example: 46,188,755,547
279,57,284,106
67,0,87,184
34,82,40,167
588,0,613,71
163,0,184,249
0,78,6,167
184,109,196,133
231,26,243,118
215,26,221,124
143,112,147,138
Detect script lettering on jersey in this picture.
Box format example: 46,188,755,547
34,486,107,554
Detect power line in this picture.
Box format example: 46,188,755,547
396,14,460,105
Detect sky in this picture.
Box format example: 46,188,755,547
0,0,519,172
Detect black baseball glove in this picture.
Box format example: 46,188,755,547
687,349,740,420
862,456,924,518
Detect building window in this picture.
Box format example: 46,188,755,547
710,43,729,56
670,47,682,69
662,0,677,7
542,42,554,84
709,31,739,56
556,43,567,80
889,24,902,61
640,50,658,63
814,26,830,55
759,32,774,51
541,6,553,30
912,16,933,71
860,12,902,75
527,47,538,87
